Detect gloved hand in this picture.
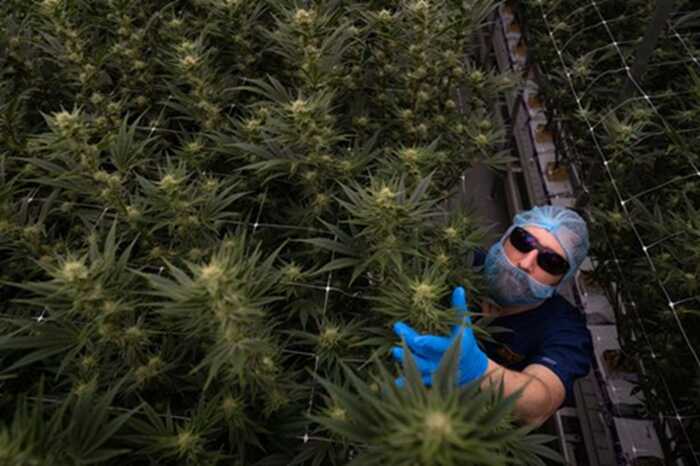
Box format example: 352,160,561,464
391,322,438,387
392,286,489,387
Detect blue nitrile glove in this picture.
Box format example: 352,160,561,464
391,322,437,387
391,287,489,387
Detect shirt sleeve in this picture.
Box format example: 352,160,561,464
529,312,593,403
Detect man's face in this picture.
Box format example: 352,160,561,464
502,225,566,287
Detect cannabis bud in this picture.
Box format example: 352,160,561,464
294,8,316,27
282,263,303,282
184,140,204,154
289,99,308,115
40,0,61,14
424,411,453,439
180,54,200,69
400,148,419,163
377,9,393,23
474,133,490,147
319,326,340,349
198,261,226,294
168,17,184,29
158,174,182,192
60,259,89,283
469,70,485,85
410,0,430,15
374,186,397,209
443,226,458,240
412,281,438,306
52,109,84,138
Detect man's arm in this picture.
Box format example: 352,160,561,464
481,359,565,427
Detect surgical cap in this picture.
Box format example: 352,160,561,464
512,205,590,286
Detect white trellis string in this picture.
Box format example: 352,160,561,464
589,91,700,132
577,65,631,100
27,396,193,421
538,2,700,374
671,294,700,308
321,242,336,316
246,186,318,443
282,348,365,363
641,231,685,252
302,232,338,444
541,0,700,387
646,56,700,70
230,221,326,234
590,2,700,176
283,281,369,300
16,193,326,236
36,308,48,323
622,297,699,461
10,175,346,445
558,17,626,52
535,4,700,461
546,0,613,26
588,0,700,365
301,350,321,445
19,197,106,210
295,434,335,444
667,20,700,67
89,207,111,235
7,67,356,443
0,312,59,325
622,172,699,205
252,186,268,233
244,183,338,445
22,188,40,206
660,413,700,421
148,94,174,137
592,216,699,463
589,3,682,128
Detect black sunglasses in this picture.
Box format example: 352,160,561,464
508,227,570,276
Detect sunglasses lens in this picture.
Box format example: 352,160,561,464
510,227,534,253
509,227,569,276
539,252,569,275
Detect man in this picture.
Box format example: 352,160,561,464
392,205,593,426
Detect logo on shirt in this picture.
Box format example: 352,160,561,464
495,345,525,367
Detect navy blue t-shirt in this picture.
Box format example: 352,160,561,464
472,248,592,404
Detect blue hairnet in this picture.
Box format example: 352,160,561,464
511,205,590,286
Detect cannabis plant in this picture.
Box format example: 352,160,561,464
523,0,700,456
0,0,562,464
313,337,562,466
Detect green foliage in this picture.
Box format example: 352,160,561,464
313,336,562,465
0,381,138,465
126,398,226,464
0,0,554,464
523,0,700,456
372,258,454,333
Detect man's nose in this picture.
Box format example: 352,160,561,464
518,249,539,273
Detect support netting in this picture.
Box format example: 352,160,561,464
522,0,700,462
